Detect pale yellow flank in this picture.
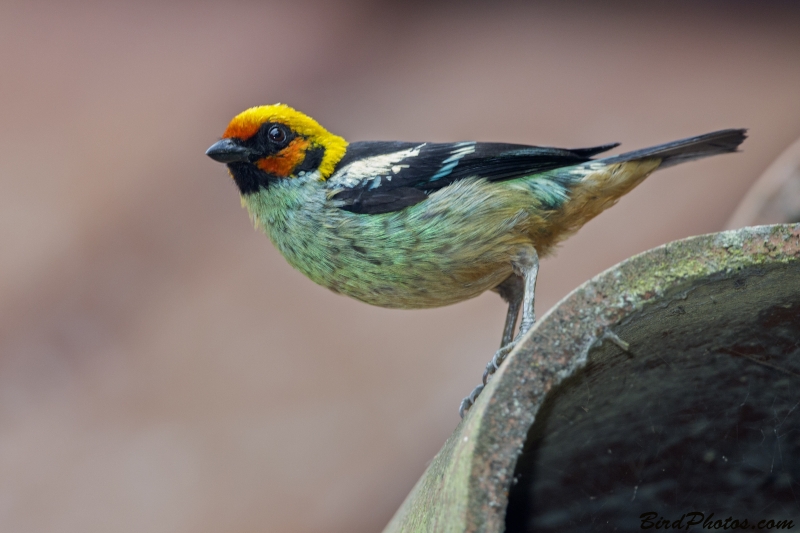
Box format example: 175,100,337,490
535,159,661,253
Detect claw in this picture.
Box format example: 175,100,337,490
481,363,494,386
482,342,516,385
459,383,484,418
458,398,471,418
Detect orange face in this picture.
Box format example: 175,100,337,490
254,137,311,178
219,113,310,179
208,104,348,188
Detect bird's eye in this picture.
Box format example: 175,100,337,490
268,125,287,144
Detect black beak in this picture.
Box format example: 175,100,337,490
206,138,252,163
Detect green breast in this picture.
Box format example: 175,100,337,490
241,176,533,309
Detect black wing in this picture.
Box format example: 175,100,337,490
329,141,619,215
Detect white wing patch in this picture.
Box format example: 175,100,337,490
328,144,426,188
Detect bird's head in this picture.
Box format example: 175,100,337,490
206,104,348,194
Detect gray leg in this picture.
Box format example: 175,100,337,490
515,247,540,338
485,248,539,382
493,274,524,347
460,248,540,418
480,277,522,386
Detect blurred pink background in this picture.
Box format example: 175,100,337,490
2,1,799,531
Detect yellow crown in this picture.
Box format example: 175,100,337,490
223,104,348,179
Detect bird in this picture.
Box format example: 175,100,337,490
206,103,746,417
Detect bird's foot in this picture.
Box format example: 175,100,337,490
482,341,517,385
518,317,535,338
459,340,518,418
458,383,484,419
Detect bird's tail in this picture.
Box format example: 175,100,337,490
531,128,747,256
601,128,748,168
